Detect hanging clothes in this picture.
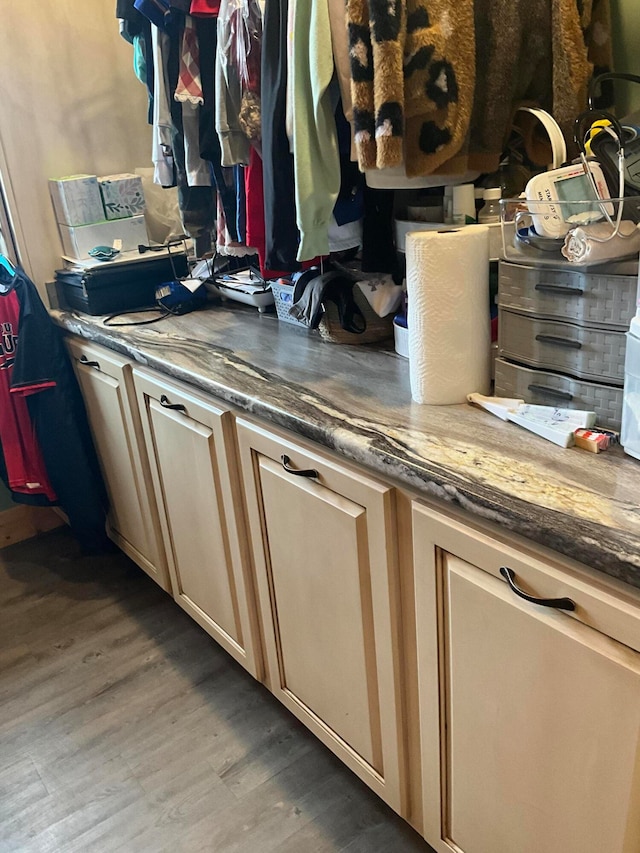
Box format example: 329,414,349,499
117,1,155,123
467,0,552,175
196,15,240,239
291,0,340,261
134,0,172,30
261,0,300,269
190,0,221,15
174,16,213,186
182,102,213,186
328,0,356,160
174,15,204,106
0,285,56,502
0,267,109,552
152,24,176,186
166,13,217,254
216,0,251,166
346,0,475,179
245,147,266,272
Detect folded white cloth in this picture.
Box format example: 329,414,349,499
561,220,640,265
355,273,404,318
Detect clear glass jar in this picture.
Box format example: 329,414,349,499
478,188,502,224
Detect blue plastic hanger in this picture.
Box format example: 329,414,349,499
0,254,15,293
0,253,15,275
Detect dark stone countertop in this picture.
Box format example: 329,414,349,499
52,303,640,590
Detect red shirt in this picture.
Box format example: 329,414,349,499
0,289,56,500
190,0,220,16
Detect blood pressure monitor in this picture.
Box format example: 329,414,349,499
525,162,612,238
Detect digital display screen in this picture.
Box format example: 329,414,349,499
555,173,600,218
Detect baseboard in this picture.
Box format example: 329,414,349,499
0,504,66,548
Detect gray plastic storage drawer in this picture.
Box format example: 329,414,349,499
498,261,637,330
499,310,627,385
495,358,623,429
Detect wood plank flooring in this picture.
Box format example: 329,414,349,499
0,528,434,853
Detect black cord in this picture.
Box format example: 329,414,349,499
588,72,640,111
103,293,207,327
573,108,625,154
103,307,173,327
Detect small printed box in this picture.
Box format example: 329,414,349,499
59,214,148,259
49,175,105,226
98,173,146,220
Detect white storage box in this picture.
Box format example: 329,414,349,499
98,173,146,220
49,175,105,226
58,215,148,259
621,316,640,460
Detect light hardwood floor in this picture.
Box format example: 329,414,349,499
0,528,434,853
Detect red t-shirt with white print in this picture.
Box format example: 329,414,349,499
0,289,56,500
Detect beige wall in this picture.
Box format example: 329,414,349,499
0,1,152,293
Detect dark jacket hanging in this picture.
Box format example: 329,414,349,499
0,266,110,552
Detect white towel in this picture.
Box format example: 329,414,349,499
355,273,403,318
561,220,640,265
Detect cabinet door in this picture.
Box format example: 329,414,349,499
133,369,260,677
236,419,405,814
67,339,170,591
413,502,640,853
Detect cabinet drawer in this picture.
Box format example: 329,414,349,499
498,261,637,330
495,357,623,428
499,309,627,384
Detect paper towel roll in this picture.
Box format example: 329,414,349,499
406,227,491,404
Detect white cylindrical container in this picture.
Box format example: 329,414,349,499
452,184,476,225
443,186,454,224
394,319,409,358
406,226,491,404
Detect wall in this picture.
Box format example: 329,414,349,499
0,1,152,294
611,1,640,115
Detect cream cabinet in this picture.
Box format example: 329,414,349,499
65,332,640,853
236,419,407,814
413,502,640,853
132,368,261,678
66,339,170,591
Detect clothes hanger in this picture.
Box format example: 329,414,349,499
0,253,15,275
0,253,16,294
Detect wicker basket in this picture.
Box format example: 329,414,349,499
318,284,394,345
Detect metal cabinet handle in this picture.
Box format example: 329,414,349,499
527,383,573,401
535,283,584,296
535,334,582,349
500,566,576,611
160,394,187,413
280,454,318,479
79,355,100,369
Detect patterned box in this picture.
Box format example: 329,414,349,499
98,173,146,220
59,215,148,259
49,175,105,226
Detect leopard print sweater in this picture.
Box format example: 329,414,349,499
346,0,474,177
